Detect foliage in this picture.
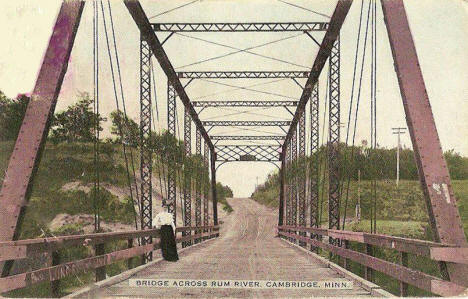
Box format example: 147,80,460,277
216,182,234,213
50,92,106,143
0,91,29,141
109,110,140,147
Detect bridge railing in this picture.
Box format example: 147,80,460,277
0,225,219,294
277,225,468,297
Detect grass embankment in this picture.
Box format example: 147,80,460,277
252,175,468,296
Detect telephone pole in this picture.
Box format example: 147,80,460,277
392,127,406,187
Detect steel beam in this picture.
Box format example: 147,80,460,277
167,82,177,220
281,0,352,153
177,71,309,79
278,151,286,226
203,141,210,229
195,129,202,242
193,101,298,107
151,22,329,32
210,135,285,141
182,108,192,247
124,1,214,152
291,129,298,234
0,1,84,275
139,36,153,261
298,112,306,246
309,84,320,240
328,38,341,244
203,121,290,127
210,151,218,226
381,0,468,284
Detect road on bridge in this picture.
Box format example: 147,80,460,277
83,198,374,298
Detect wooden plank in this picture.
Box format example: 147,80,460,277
430,247,468,264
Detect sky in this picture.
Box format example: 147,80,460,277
0,0,467,197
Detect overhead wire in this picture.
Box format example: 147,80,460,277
148,0,198,19
175,33,308,69
199,79,297,100
277,0,330,19
193,78,287,100
101,0,139,230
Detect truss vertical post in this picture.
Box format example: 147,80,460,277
0,1,84,276
328,37,341,246
183,107,192,247
278,150,285,227
298,111,306,247
310,83,320,251
203,141,210,238
291,128,298,243
210,151,218,230
140,35,153,262
286,140,293,241
167,81,177,222
195,129,202,242
381,0,468,284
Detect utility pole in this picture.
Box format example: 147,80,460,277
392,127,406,187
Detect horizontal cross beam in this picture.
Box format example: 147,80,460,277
202,121,291,126
151,22,329,32
193,101,298,107
211,135,285,141
125,1,214,152
177,71,309,79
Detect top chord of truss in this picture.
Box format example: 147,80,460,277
192,101,298,107
151,22,329,32
177,71,309,79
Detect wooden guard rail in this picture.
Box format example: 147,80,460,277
0,225,219,294
277,225,468,296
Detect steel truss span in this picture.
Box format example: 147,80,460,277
215,145,281,162
192,101,298,107
151,22,329,32
177,71,309,79
203,121,291,127
210,135,285,141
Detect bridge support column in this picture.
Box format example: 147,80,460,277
140,35,153,262
195,129,202,242
298,112,306,247
381,0,468,284
167,82,177,222
328,37,341,246
291,128,298,243
309,83,320,252
183,108,192,247
203,141,210,239
278,151,285,227
210,150,218,230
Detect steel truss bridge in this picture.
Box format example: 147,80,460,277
0,0,467,297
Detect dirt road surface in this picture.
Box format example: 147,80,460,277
89,198,372,298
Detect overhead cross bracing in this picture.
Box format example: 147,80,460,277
151,22,329,32
177,71,310,79
210,135,285,141
192,101,298,107
215,145,281,162
202,121,291,127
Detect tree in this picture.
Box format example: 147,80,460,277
50,92,106,143
109,110,140,146
0,91,30,141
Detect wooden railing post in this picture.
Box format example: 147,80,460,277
127,238,134,270
343,240,349,270
51,250,60,297
400,252,408,296
95,243,106,281
364,244,373,281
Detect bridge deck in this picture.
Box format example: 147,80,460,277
78,198,378,298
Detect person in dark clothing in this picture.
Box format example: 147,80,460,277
154,212,179,262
